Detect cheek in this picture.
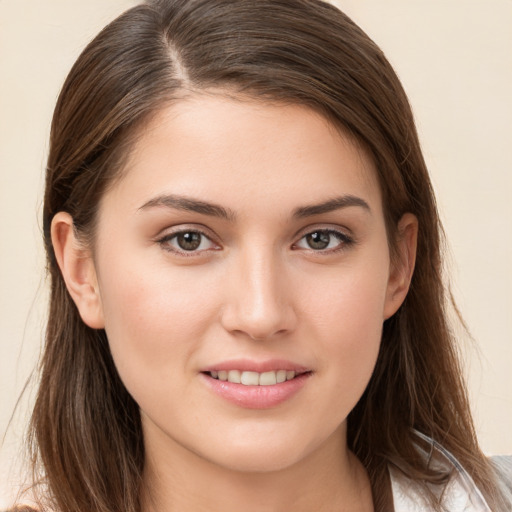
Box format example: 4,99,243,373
302,259,389,401
305,260,389,340
95,254,221,392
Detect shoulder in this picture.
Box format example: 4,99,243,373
390,464,490,512
490,455,512,504
390,433,512,512
2,506,40,512
2,508,39,512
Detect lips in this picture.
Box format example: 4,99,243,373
200,359,312,409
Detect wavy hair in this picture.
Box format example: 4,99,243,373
17,0,505,510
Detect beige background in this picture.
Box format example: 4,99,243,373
1,0,511,506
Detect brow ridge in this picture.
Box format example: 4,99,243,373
139,194,236,221
292,195,371,218
139,193,370,221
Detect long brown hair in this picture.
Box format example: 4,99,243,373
21,0,504,510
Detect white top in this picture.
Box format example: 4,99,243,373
390,432,498,512
390,462,491,512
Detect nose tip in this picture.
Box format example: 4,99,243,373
228,301,291,341
220,256,296,341
221,288,295,341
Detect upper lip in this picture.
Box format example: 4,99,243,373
201,359,311,374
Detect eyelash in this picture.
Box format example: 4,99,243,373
157,228,355,257
292,229,355,254
158,229,220,257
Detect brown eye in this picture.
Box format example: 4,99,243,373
176,232,202,251
294,229,354,252
305,231,331,250
159,230,218,255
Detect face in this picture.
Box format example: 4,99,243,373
66,95,412,474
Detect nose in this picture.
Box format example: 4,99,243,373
220,247,297,341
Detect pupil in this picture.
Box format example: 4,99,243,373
177,232,201,251
307,231,330,250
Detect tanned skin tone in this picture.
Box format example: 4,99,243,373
52,94,417,512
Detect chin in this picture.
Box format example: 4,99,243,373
198,429,329,475
208,447,305,474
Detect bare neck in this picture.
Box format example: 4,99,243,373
142,428,374,512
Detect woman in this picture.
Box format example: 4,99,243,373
8,0,511,510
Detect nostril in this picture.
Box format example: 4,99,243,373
219,264,298,340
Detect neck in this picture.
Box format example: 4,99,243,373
142,426,374,512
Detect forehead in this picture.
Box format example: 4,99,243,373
104,93,381,218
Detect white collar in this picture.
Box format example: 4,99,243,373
390,432,491,512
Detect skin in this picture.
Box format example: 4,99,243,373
52,94,417,512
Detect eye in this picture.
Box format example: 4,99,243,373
159,230,219,255
294,229,353,252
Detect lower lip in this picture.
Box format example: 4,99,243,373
201,372,311,409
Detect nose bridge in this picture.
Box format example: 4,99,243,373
222,241,295,340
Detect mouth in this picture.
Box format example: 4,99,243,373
200,359,312,408
204,369,309,386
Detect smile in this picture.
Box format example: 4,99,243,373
201,360,312,408
209,369,298,386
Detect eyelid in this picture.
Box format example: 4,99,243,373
293,223,354,240
292,225,355,253
156,224,221,256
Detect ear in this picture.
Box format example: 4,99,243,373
383,213,418,320
51,212,105,329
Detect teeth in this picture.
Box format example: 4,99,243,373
259,371,277,386
228,370,241,383
210,369,298,385
240,371,259,385
276,370,287,383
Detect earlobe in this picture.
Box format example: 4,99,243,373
51,212,105,329
383,213,418,320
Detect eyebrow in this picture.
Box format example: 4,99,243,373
292,195,371,218
139,194,236,221
138,193,370,221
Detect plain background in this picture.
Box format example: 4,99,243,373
1,0,511,506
